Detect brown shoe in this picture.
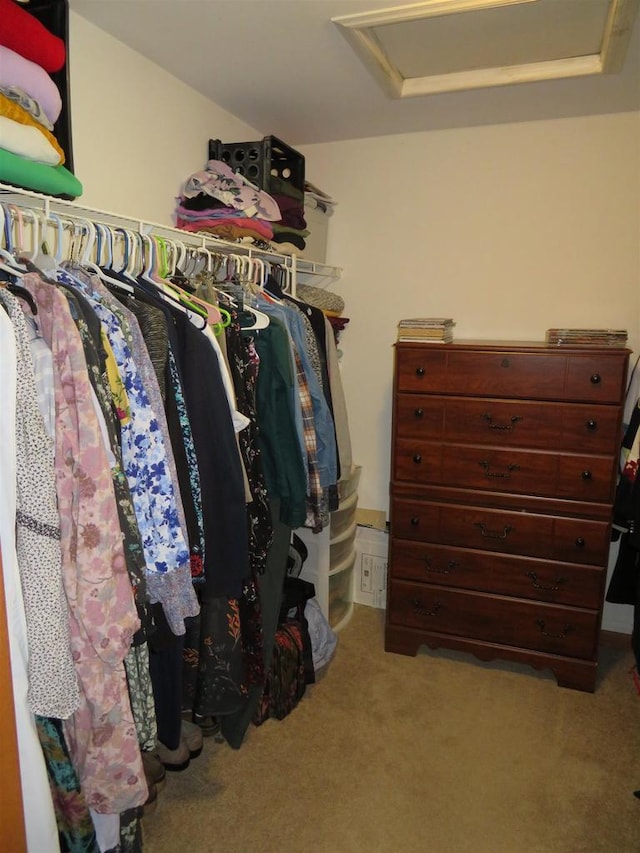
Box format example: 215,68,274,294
142,750,166,790
156,737,190,771
181,720,203,759
192,713,222,740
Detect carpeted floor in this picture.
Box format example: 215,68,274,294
142,605,640,853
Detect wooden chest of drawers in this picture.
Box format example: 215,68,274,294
386,340,629,691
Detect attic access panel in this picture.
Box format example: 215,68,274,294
333,0,639,98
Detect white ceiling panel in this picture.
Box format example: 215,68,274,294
377,0,611,78
70,0,640,144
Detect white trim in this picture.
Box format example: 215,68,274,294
401,55,603,97
600,0,640,73
332,0,538,29
333,0,638,99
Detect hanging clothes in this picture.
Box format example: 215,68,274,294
52,265,198,635
22,271,147,814
0,289,79,720
0,193,350,832
0,300,60,853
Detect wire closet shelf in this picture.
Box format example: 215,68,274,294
0,182,342,294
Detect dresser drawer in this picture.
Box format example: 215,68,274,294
396,345,627,403
390,539,604,609
391,498,611,566
395,394,622,456
394,439,616,503
388,579,599,659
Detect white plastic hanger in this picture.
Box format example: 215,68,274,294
81,219,135,293
0,205,25,277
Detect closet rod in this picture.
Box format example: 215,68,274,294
0,182,342,283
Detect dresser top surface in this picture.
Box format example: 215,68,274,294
395,340,631,355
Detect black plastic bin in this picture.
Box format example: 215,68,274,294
208,135,305,194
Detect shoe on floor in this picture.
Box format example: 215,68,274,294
156,737,190,771
141,750,166,790
181,719,203,759
192,712,222,739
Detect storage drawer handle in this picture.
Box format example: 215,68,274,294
415,367,425,377
413,454,422,464
410,597,442,618
581,470,592,481
414,408,424,418
575,537,585,548
481,413,523,431
474,522,514,539
526,571,567,592
479,460,520,479
425,558,459,575
535,619,574,640
590,373,601,385
586,419,598,431
410,517,420,526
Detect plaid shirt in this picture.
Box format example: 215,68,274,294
293,345,323,531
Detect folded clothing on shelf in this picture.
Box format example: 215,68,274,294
0,0,66,73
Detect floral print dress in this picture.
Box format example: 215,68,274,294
22,273,147,815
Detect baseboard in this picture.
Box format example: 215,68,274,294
600,629,631,649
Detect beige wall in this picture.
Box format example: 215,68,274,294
302,116,640,511
68,12,261,223
67,14,639,632
301,115,640,632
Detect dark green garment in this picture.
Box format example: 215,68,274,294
250,317,307,529
35,716,99,853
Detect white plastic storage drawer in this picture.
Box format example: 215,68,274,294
337,464,362,503
330,521,357,567
329,551,355,628
330,491,358,538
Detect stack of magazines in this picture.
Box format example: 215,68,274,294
397,318,455,343
545,328,628,346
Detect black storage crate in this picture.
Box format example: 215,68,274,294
208,135,305,195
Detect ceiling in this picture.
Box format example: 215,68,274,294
71,0,640,145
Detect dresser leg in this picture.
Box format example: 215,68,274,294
384,626,422,657
551,662,597,693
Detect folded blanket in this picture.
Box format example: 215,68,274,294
0,46,62,125
0,147,82,197
0,116,62,165
0,0,66,73
0,93,65,163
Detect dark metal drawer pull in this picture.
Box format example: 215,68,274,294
410,597,442,618
413,454,422,464
581,470,592,481
415,367,425,377
590,373,601,385
414,408,424,418
586,419,598,431
481,413,523,431
479,460,520,479
575,537,585,548
526,571,567,592
410,517,420,526
535,619,574,640
425,558,459,575
474,522,514,539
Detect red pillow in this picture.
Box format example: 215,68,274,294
0,0,65,73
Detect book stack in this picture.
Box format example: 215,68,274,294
546,328,628,347
397,318,455,343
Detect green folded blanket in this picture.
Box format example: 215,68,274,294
0,146,82,197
